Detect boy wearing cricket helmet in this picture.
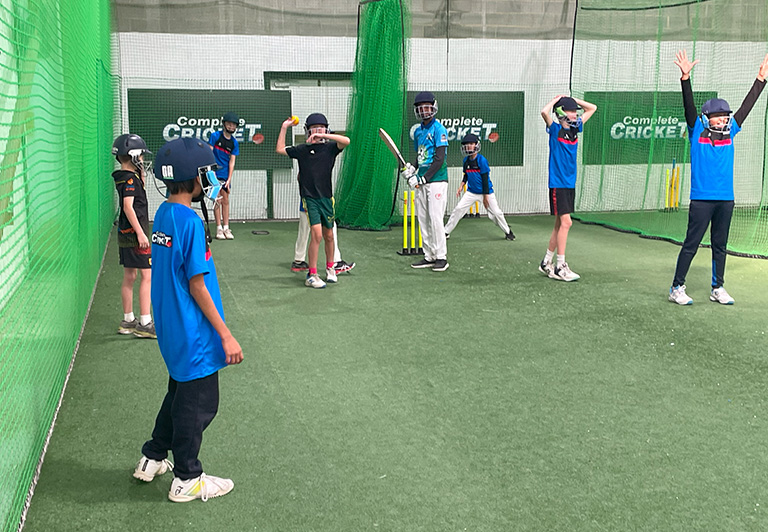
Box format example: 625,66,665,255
112,133,156,338
444,133,515,241
539,94,597,282
208,111,240,240
668,50,768,305
277,112,350,288
133,137,243,502
401,91,450,272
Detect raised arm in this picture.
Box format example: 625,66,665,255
540,95,564,127
733,54,768,127
674,50,700,128
572,97,597,124
276,118,294,156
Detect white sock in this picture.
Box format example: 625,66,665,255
124,312,135,322
544,249,554,264
556,254,565,267
140,314,152,326
223,225,229,230
217,225,223,230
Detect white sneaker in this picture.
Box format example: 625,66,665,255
168,473,234,503
669,285,693,305
538,260,555,277
554,262,580,282
223,228,234,240
326,267,338,284
710,287,734,305
133,455,173,482
305,274,326,289
215,228,225,240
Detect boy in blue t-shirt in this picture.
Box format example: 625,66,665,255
539,95,597,282
208,112,240,240
132,137,244,503
401,91,450,272
668,50,768,305
444,133,515,241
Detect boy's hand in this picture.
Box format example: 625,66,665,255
138,232,149,249
757,53,768,81
674,49,699,80
456,186,463,198
483,195,490,209
281,118,295,128
222,335,243,365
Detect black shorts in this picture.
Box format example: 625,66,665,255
119,245,151,269
549,188,575,216
217,178,230,193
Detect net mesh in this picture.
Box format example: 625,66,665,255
572,0,768,256
0,0,115,530
334,0,410,230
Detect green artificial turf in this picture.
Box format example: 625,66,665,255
22,215,768,531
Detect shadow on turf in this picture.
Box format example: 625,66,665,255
31,457,172,505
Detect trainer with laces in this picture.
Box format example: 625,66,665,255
669,50,768,305
134,137,244,503
539,95,597,281
277,113,350,288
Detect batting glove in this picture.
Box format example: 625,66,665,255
407,175,425,188
400,162,417,180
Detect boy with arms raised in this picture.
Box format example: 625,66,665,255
539,95,597,281
132,137,243,502
668,50,768,305
277,113,350,288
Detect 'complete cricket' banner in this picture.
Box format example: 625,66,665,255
127,89,293,170
583,90,717,165
403,91,524,167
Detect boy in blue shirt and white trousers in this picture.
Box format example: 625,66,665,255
669,50,768,305
539,95,597,282
444,133,515,241
133,137,244,502
401,91,450,272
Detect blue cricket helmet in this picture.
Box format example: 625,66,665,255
154,137,216,182
701,98,731,116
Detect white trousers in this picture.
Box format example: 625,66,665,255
294,213,342,263
444,191,510,235
415,181,448,261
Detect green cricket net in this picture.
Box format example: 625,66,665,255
334,0,410,230
0,0,115,530
572,0,768,257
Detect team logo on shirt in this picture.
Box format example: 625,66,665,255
152,231,173,247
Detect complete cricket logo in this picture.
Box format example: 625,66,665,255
610,114,686,140
409,116,500,144
162,116,263,143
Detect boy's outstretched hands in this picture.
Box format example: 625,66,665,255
757,54,768,82
674,50,699,80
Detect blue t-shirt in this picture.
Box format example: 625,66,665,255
413,118,449,182
546,119,583,189
151,202,227,382
463,154,493,194
208,130,240,180
687,117,741,201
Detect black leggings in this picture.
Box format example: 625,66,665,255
141,372,220,480
672,200,734,289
